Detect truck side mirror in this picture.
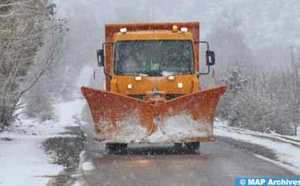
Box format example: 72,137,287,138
97,49,104,67
206,51,215,66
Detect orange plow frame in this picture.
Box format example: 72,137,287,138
81,85,226,143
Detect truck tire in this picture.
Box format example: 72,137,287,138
184,142,200,151
106,143,127,153
174,143,183,149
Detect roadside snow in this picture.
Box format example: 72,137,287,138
82,161,95,171
72,181,82,186
215,120,300,174
0,98,86,186
54,99,86,127
255,155,300,176
0,135,60,186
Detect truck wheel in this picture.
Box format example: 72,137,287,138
106,143,127,153
174,143,183,149
184,142,200,151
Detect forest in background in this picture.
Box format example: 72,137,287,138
208,12,300,135
0,0,299,136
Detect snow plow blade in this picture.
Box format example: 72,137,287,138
81,85,226,143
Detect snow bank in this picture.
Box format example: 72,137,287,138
0,98,86,186
215,120,300,174
0,137,61,186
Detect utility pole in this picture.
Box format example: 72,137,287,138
290,46,294,65
290,46,299,136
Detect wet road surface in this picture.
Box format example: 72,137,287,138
81,139,297,186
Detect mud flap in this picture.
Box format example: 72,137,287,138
81,85,226,143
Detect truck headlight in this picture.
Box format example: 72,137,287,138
127,84,132,89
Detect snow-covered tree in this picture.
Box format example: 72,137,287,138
24,17,67,121
272,48,300,136
217,67,248,120
0,0,66,126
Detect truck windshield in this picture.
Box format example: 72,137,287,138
114,40,194,76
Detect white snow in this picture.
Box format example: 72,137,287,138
0,63,92,186
145,114,212,143
0,98,86,186
78,150,96,180
82,161,95,171
255,155,300,176
72,181,82,186
76,66,94,88
0,136,60,186
100,113,213,143
215,120,300,174
54,99,86,127
98,114,148,143
161,71,176,76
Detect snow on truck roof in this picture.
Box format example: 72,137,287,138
114,30,194,41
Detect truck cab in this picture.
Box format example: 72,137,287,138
97,22,215,101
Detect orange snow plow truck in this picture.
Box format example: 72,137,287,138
81,22,226,151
